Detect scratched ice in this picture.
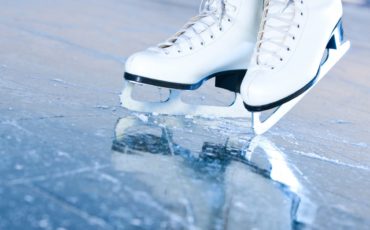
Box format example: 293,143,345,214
1,0,370,229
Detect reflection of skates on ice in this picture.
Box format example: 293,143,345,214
111,116,315,228
121,0,262,117
121,0,350,135
241,0,350,134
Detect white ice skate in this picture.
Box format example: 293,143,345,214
121,0,262,118
241,0,351,135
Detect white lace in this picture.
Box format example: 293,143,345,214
256,0,300,69
156,0,236,54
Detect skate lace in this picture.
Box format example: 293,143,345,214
156,0,236,54
256,0,301,69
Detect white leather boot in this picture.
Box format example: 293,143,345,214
125,0,261,89
241,0,350,134
121,0,262,117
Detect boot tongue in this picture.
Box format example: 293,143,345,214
258,0,295,66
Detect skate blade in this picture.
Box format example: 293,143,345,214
120,80,251,118
252,41,351,135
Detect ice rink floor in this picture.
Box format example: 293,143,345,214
0,0,369,229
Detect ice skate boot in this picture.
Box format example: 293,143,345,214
121,0,262,117
241,0,351,134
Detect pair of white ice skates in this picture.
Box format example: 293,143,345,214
121,0,350,135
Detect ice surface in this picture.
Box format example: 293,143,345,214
0,0,370,229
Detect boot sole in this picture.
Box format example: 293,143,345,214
124,69,246,93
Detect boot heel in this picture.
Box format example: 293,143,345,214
215,70,246,93
326,19,345,50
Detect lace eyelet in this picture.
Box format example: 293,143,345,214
219,27,223,31
177,50,181,53
210,35,214,39
189,47,193,50
228,18,231,22
200,42,204,46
